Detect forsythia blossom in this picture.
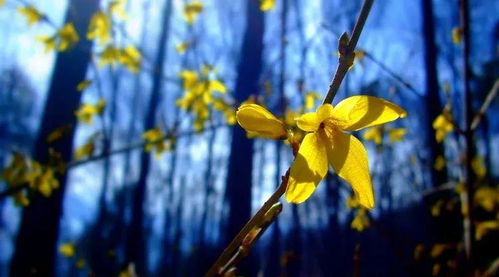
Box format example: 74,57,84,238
236,95,406,208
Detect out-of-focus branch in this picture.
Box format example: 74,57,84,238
471,79,499,131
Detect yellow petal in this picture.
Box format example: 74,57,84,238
286,132,328,203
333,95,407,131
326,130,374,209
236,104,287,139
296,104,334,132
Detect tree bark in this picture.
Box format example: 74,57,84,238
223,0,265,275
124,0,173,274
10,1,99,275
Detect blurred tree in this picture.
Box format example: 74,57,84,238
421,0,448,187
124,0,172,274
223,0,265,275
9,0,100,275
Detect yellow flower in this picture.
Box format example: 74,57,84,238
183,1,203,24
471,156,486,179
46,124,72,143
304,91,321,110
87,11,112,45
236,104,288,139
0,0,4,7
142,128,169,157
76,80,92,91
119,46,141,73
452,27,462,45
18,6,44,26
59,242,75,258
351,209,370,232
474,186,498,212
175,41,189,54
434,155,446,171
74,142,95,160
475,220,499,240
75,99,106,124
285,96,407,208
37,35,57,52
346,194,360,209
109,0,128,19
432,110,453,143
388,128,407,143
260,0,275,11
413,244,425,261
363,126,382,145
76,258,86,269
57,23,79,51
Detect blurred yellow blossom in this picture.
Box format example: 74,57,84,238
474,186,498,212
260,0,275,11
18,6,44,26
304,91,321,110
471,156,486,179
363,126,382,145
109,0,128,19
452,27,462,45
87,11,112,45
76,258,86,269
388,128,407,143
476,220,499,240
432,109,453,143
351,209,370,232
75,99,106,124
434,155,446,171
183,1,203,24
175,41,189,54
59,243,75,258
76,80,92,91
143,128,169,158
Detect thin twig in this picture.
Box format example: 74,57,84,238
471,79,499,131
0,124,227,200
322,0,374,104
205,1,376,276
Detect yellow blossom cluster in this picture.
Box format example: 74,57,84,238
363,125,407,145
74,99,106,124
97,45,141,73
38,23,79,52
18,5,44,26
1,153,61,205
176,67,235,131
142,128,174,158
183,1,204,24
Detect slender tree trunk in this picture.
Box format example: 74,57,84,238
223,0,265,275
124,0,173,273
88,68,121,275
10,1,99,275
421,0,448,187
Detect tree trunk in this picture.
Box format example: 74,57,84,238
223,0,265,275
10,1,99,275
124,0,172,274
421,0,447,187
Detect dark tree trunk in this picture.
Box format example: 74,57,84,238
223,0,265,275
10,1,99,275
124,0,172,274
421,0,448,187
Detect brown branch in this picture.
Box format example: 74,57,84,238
322,0,375,104
205,1,376,275
471,79,499,131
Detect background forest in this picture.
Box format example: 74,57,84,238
0,0,498,276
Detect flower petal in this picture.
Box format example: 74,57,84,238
326,130,375,209
236,104,287,139
296,112,320,132
286,133,328,203
296,104,334,132
333,95,407,131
